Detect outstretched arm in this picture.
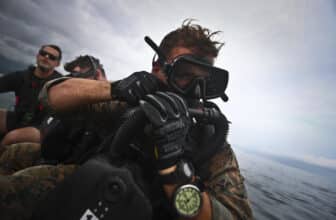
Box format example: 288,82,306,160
40,71,161,112
40,78,112,112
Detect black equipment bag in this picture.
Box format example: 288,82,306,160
32,156,152,220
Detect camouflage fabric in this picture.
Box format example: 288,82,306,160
0,164,77,220
205,144,253,220
0,143,41,175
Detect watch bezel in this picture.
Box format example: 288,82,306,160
173,184,202,218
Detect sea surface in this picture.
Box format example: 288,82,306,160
236,148,336,220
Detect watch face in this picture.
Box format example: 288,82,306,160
174,184,202,217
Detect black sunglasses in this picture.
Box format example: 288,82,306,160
39,50,59,61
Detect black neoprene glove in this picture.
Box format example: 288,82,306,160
140,92,190,170
111,71,161,105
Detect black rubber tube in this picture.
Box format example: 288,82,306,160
108,107,147,159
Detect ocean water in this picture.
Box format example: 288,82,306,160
235,149,336,220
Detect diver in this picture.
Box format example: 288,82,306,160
0,20,253,220
0,45,63,149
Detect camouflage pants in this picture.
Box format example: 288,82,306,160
0,164,77,220
0,143,77,220
0,143,42,175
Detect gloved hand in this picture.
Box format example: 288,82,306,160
140,92,190,170
111,71,161,105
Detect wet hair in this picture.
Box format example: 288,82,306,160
64,55,106,77
40,44,62,60
159,19,224,58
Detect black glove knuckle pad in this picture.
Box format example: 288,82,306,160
112,71,159,105
140,92,190,169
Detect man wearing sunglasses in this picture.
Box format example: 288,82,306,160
0,45,62,151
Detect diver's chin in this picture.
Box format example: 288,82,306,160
37,65,51,73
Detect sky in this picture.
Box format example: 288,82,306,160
0,0,335,169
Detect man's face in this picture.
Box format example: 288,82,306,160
153,47,214,89
36,46,60,72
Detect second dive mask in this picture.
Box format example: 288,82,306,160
145,36,229,101
64,55,100,79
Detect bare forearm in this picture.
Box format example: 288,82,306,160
48,78,112,111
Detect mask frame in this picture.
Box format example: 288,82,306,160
145,36,229,101
65,55,99,79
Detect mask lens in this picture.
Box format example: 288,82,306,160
66,56,98,79
69,68,95,79
171,58,209,90
168,55,229,100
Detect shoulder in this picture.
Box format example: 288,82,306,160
5,67,30,77
207,144,241,178
39,77,72,113
40,77,71,95
205,145,254,219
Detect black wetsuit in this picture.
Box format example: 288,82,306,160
0,66,62,130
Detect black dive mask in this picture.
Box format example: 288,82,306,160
65,55,99,79
145,36,229,101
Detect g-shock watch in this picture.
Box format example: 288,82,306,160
173,184,202,218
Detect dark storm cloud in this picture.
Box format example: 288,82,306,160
2,37,36,56
0,0,143,69
0,0,79,39
0,0,88,64
84,1,138,36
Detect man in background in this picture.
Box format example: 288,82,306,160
0,45,62,149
